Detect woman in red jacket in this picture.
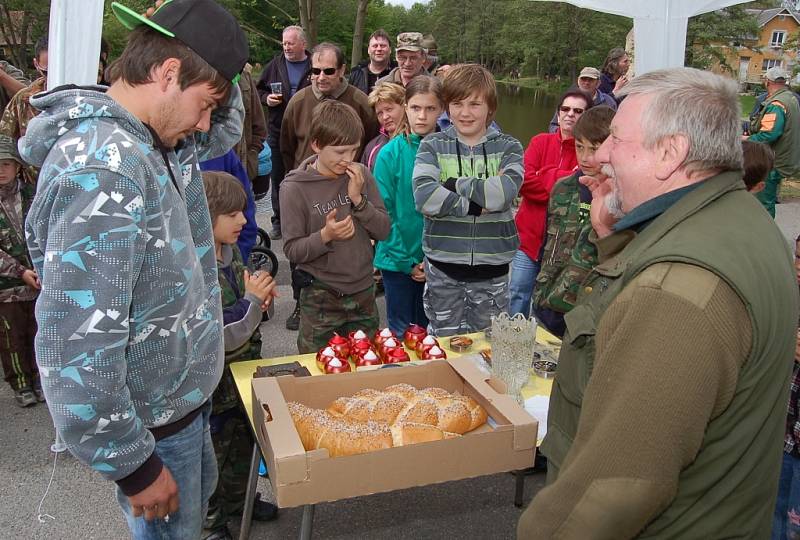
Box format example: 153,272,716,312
509,88,591,317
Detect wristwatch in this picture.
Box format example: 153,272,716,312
351,194,368,212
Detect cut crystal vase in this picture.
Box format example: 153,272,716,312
490,313,537,404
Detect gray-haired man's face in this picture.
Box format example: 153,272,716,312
283,30,306,62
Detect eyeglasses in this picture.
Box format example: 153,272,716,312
397,55,421,64
559,106,585,115
311,67,337,76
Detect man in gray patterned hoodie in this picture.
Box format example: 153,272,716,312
21,1,247,537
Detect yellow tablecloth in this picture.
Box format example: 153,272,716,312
229,327,559,431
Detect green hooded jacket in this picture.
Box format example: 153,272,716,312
373,133,425,273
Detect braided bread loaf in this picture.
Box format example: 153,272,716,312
327,383,487,434
287,384,487,457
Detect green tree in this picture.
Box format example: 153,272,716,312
298,0,319,47
351,0,370,67
786,28,799,79
686,5,761,71
0,0,49,70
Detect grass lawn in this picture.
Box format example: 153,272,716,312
781,179,800,200
739,95,756,118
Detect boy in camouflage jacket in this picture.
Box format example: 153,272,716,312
201,171,279,538
0,135,41,406
533,106,615,337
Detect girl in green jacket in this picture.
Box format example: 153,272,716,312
373,76,443,334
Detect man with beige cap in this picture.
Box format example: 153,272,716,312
745,66,800,217
377,32,432,87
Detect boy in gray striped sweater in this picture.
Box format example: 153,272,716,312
412,64,524,336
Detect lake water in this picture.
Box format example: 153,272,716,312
494,82,559,147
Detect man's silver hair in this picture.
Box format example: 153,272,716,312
618,67,743,174
283,25,307,44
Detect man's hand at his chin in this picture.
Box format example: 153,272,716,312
580,173,618,238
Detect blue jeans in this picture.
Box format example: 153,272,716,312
117,401,218,540
381,269,428,336
508,250,540,318
772,452,800,540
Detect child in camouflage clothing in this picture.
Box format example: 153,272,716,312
0,135,41,407
280,101,390,353
533,106,615,338
201,171,278,538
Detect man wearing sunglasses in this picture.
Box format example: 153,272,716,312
280,42,377,173
509,88,591,318
547,67,616,132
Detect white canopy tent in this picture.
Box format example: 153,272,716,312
47,0,104,90
532,0,751,75
44,0,104,453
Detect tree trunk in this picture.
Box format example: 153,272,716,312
298,0,318,48
0,4,26,68
351,0,370,68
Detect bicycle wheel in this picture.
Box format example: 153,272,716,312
248,246,279,277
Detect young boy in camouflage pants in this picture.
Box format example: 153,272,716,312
201,171,279,539
0,135,41,407
533,106,615,337
412,64,524,336
280,101,390,353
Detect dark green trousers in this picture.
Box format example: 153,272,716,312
205,407,253,530
297,282,379,354
756,169,783,218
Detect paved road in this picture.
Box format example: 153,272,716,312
2,200,797,539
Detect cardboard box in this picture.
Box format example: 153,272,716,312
252,358,537,508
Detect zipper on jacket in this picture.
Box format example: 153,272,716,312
455,140,489,266
547,227,561,266
144,124,184,200
0,181,24,245
469,144,476,266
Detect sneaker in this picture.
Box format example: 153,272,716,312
250,493,279,522
268,225,282,240
285,303,300,331
33,382,45,402
14,387,37,407
202,525,232,540
203,505,224,531
255,196,272,215
231,492,279,522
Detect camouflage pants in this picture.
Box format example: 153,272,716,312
206,407,253,530
297,282,379,354
423,261,508,337
0,300,38,391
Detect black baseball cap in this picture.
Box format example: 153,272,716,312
111,0,248,84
